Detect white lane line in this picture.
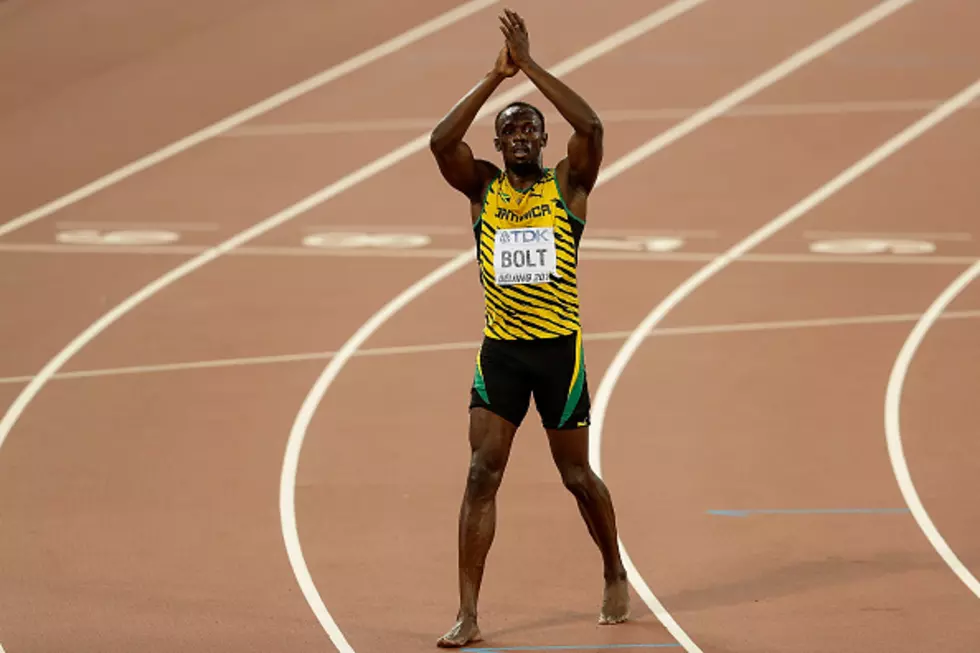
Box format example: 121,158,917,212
296,225,721,237
6,242,980,265
222,98,980,136
278,2,920,651
588,75,980,653
53,221,221,232
885,261,980,600
281,254,473,653
1,310,978,387
0,0,500,238
54,220,221,232
804,230,974,242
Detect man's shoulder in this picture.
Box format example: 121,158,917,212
470,160,503,202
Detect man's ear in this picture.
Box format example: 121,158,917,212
541,132,548,148
494,137,502,152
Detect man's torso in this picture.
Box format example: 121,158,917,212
472,167,586,340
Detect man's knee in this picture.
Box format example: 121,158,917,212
465,407,516,499
558,463,594,498
466,454,506,499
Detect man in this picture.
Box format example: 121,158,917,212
428,8,629,649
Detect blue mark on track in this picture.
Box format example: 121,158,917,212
707,508,910,517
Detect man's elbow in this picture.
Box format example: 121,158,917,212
429,121,462,154
582,114,603,139
429,130,445,153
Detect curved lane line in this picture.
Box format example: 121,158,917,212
588,76,980,652
279,1,925,651
885,261,980,599
281,253,474,653
0,0,500,237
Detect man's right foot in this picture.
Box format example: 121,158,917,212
436,617,482,648
599,575,630,625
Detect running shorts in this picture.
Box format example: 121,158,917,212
469,330,590,430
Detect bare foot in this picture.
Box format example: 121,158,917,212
599,577,630,625
436,617,483,648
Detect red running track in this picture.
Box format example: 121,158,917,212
1,0,979,651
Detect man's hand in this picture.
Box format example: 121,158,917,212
494,44,519,78
499,8,533,70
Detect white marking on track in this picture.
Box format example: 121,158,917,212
221,98,980,137
54,221,220,232
4,241,978,264
1,310,978,386
0,1,711,651
300,224,469,235
588,72,980,653
0,0,500,239
805,230,973,242
297,225,720,237
809,237,936,255
885,261,980,600
301,232,432,249
278,2,923,651
55,229,181,246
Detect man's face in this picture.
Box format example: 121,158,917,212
494,107,547,167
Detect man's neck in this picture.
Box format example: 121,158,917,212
505,162,545,191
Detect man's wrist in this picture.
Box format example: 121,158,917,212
518,57,541,74
486,69,508,84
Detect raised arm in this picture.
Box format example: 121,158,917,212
499,9,603,195
429,47,518,203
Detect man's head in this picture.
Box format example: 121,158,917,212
494,102,548,170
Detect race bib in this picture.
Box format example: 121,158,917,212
494,226,557,286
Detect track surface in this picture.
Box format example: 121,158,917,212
2,1,979,652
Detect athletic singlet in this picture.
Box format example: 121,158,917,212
473,167,586,340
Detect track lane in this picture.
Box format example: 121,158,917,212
599,319,980,652
591,4,980,648
755,109,980,252
2,131,435,244
754,0,980,105
0,0,484,224
0,253,193,377
0,364,343,653
65,256,463,373
657,261,980,329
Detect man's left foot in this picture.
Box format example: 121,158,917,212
599,576,630,625
437,616,483,648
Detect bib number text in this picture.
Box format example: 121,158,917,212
494,227,557,285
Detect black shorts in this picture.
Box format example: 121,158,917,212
469,331,591,430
